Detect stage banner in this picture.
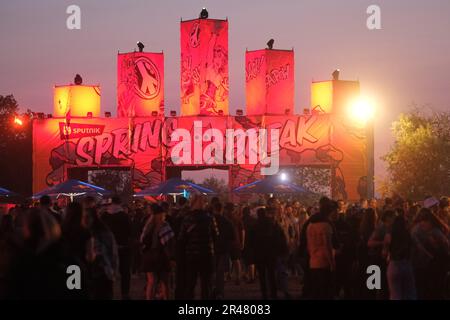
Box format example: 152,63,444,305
265,50,294,115
54,85,101,117
180,19,229,116
117,52,164,117
246,49,294,116
33,115,367,200
32,117,164,193
245,50,266,116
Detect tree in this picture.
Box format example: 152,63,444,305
382,110,450,200
0,95,32,196
201,176,228,194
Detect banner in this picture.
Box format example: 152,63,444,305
180,19,229,116
117,52,164,117
53,85,101,117
246,49,294,116
33,114,367,200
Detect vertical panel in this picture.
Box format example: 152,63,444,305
181,19,228,116
117,52,164,117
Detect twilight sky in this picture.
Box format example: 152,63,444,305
1,0,450,184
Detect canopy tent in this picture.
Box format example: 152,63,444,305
0,187,23,204
232,176,313,195
134,177,215,197
32,179,113,201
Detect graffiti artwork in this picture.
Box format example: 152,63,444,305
33,113,367,200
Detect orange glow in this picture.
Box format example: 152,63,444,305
14,116,23,126
348,97,375,125
53,85,101,117
311,81,333,113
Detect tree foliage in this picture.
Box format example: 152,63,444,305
201,176,228,194
382,110,450,200
0,95,32,196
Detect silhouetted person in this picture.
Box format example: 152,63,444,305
307,200,335,300
178,195,218,300
212,201,234,299
40,195,62,224
86,208,118,300
61,201,90,299
250,207,287,300
101,196,132,299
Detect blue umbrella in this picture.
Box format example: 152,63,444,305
0,187,22,203
32,179,112,200
233,176,312,194
134,177,215,197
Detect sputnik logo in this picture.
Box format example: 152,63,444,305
134,56,161,100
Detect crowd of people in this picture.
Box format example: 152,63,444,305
0,193,449,300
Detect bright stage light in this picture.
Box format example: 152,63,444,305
348,98,375,124
13,116,23,126
280,172,288,181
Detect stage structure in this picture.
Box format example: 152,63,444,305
117,51,164,117
33,13,371,201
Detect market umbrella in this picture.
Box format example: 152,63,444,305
32,179,113,201
0,187,23,203
232,176,312,194
134,177,215,197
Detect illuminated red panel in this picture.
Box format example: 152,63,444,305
246,49,294,116
117,52,164,117
53,85,101,117
180,18,228,116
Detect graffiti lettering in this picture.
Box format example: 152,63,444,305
246,55,265,82
266,64,290,88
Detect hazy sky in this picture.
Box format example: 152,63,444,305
1,0,450,182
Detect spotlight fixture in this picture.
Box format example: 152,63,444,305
86,112,93,118
137,41,145,52
199,7,209,19
236,109,244,116
267,39,274,50
280,172,288,181
104,112,112,118
74,74,83,85
332,69,340,81
170,110,177,117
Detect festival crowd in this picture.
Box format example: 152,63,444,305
0,193,449,300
